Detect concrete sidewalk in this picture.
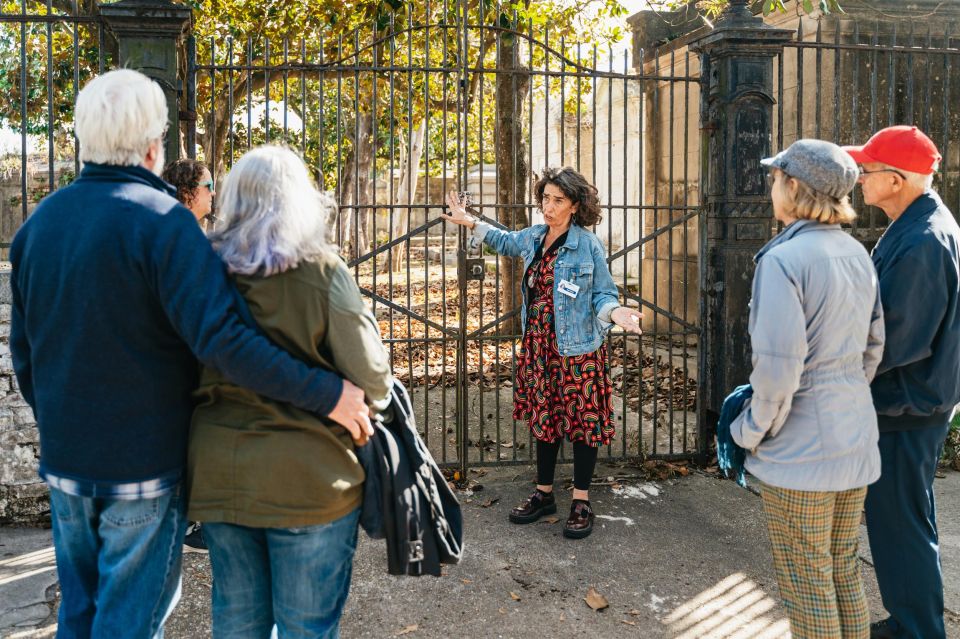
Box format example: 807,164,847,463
3,466,959,638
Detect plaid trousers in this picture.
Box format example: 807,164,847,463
759,482,870,639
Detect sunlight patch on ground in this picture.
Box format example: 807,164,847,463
0,546,56,587
5,624,57,638
663,572,791,639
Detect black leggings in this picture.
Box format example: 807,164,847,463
536,439,598,491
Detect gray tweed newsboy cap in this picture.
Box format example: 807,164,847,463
761,139,860,199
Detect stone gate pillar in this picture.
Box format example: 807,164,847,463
100,0,192,162
690,2,792,444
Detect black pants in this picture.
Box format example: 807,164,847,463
536,439,598,491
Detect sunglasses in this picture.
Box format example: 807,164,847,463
198,179,215,193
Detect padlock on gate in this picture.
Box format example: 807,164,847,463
457,248,485,287
456,191,485,287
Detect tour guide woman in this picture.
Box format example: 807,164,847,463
444,167,642,539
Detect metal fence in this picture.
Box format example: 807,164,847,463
0,1,109,254
774,17,960,248
186,15,703,469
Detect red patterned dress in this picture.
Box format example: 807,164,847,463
512,236,615,446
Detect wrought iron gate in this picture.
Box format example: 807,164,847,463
185,9,703,470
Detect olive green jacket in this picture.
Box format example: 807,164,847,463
186,252,392,528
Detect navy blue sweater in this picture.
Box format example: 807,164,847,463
10,164,344,484
871,191,960,431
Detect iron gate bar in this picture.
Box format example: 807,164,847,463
45,0,52,194
357,287,460,339
344,216,446,268
189,61,700,83
786,40,960,54
186,35,196,158
606,209,700,262
0,14,100,21
465,311,522,341
19,3,27,226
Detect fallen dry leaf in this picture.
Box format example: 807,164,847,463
559,612,566,622
539,516,560,524
621,620,637,626
509,591,522,601
395,624,418,636
498,607,507,615
461,579,472,584
627,609,642,616
584,587,609,611
479,497,500,508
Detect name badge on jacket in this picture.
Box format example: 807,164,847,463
558,279,580,298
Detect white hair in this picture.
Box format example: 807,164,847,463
209,145,334,276
75,69,168,166
881,162,937,190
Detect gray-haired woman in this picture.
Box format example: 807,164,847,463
732,139,885,638
186,145,391,638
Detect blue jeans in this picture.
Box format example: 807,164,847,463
49,485,187,639
204,508,361,639
865,421,951,639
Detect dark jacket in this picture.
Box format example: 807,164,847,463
870,191,960,431
9,163,344,486
718,384,752,488
357,380,464,576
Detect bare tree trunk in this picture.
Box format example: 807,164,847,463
380,116,426,274
495,28,530,336
337,152,356,257
354,110,374,259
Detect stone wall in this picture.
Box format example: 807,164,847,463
0,269,46,524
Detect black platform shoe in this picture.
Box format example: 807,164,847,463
509,489,557,524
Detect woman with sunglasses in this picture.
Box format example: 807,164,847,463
731,139,885,637
162,158,216,225
160,158,218,553
443,167,642,539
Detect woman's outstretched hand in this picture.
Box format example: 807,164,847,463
611,306,643,334
443,191,477,229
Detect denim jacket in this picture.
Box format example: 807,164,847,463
470,221,620,356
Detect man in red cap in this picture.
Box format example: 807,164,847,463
844,125,960,639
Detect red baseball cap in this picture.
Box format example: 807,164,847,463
843,126,941,175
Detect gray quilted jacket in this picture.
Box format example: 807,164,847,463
731,220,885,491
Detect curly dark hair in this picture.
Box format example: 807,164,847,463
161,158,208,208
533,166,602,227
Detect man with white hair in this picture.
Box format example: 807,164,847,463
9,69,373,638
844,125,960,639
